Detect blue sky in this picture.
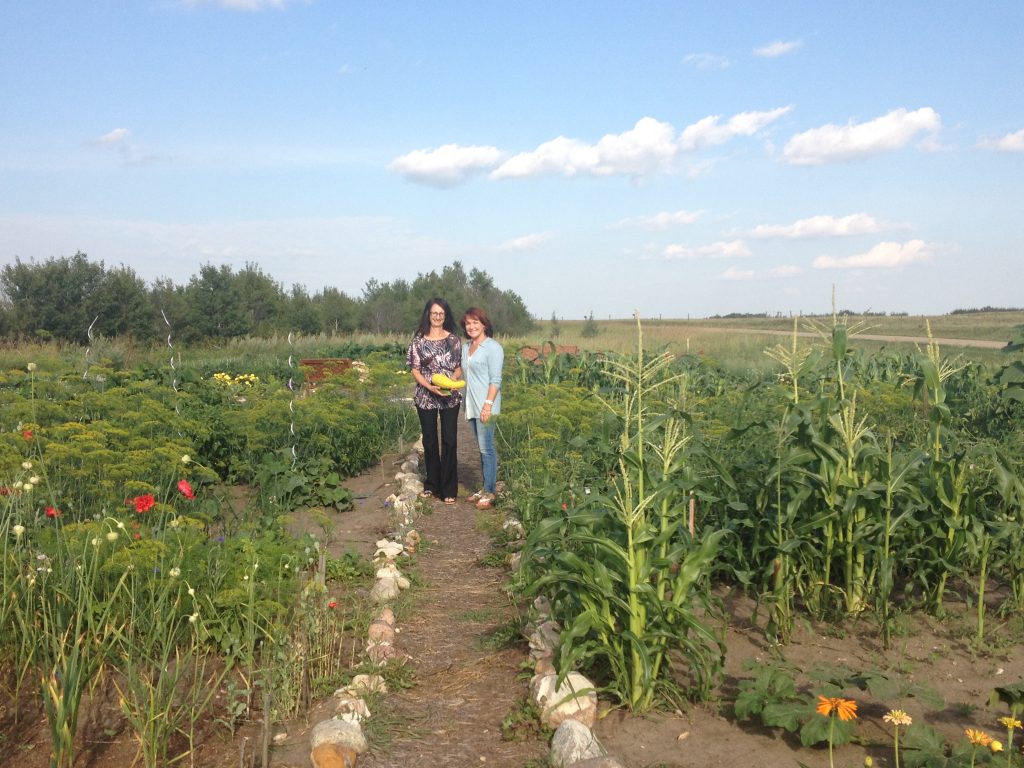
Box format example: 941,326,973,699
2,1,1022,320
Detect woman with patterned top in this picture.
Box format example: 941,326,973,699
406,297,463,504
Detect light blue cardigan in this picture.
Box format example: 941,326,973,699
461,337,504,419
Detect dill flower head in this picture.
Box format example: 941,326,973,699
817,696,859,721
884,709,913,727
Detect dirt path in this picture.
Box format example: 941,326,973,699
690,325,1008,349
355,416,547,767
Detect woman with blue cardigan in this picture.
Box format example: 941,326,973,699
460,306,504,509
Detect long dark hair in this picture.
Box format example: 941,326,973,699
416,297,457,337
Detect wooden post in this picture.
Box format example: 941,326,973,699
688,491,696,537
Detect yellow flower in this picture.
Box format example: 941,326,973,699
998,716,1022,729
817,696,859,721
12,524,25,538
884,709,913,727
27,362,37,372
965,728,992,747
105,531,119,542
989,740,1003,753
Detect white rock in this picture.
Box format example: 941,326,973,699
375,563,403,580
502,517,526,538
333,695,371,722
375,606,396,625
346,674,387,695
549,720,604,767
374,540,404,560
309,717,367,755
529,620,561,657
370,577,401,603
532,672,598,729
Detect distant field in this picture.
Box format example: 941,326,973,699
511,311,1024,371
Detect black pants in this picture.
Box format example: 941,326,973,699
417,405,459,499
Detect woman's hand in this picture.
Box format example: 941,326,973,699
480,404,492,422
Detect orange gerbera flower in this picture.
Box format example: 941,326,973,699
816,696,858,721
965,728,992,747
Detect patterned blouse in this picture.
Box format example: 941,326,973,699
406,332,463,410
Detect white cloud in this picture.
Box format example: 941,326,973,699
96,128,131,148
491,117,676,179
389,144,505,188
616,209,703,230
753,40,802,58
813,239,932,269
980,128,1024,152
684,52,730,70
719,266,756,280
783,107,941,165
751,213,887,239
678,107,792,151
496,232,551,252
661,239,751,260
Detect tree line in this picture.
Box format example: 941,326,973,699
0,253,535,344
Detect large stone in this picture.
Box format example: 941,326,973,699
528,619,561,658
309,717,367,754
374,539,404,560
345,674,387,695
310,742,357,768
532,672,598,729
332,694,371,722
570,758,625,768
370,577,401,603
366,639,398,663
368,619,395,644
549,719,604,767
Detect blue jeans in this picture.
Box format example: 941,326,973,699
469,418,498,494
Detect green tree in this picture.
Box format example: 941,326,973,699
181,264,248,341
313,287,358,334
581,311,599,338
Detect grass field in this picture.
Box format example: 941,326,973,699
3,311,1021,376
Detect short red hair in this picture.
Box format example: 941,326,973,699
461,306,494,337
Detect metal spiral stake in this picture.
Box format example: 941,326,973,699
161,309,181,416
287,331,297,467
83,315,99,379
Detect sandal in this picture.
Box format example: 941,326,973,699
419,490,434,499
468,490,485,502
444,497,457,505
476,495,494,510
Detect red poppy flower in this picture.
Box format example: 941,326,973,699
45,506,61,518
561,503,568,510
327,600,338,609
132,494,156,513
177,479,195,500
22,430,33,440
133,532,142,540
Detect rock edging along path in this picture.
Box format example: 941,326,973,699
305,415,626,768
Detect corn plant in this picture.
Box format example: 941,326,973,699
520,315,725,711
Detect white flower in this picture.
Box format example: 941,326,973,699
181,454,191,464
188,586,195,596
169,567,181,578
20,483,32,493
116,520,126,530
91,538,101,547
168,517,180,529
12,524,25,538
188,613,199,624
27,362,37,372
21,461,32,470
29,475,40,485
105,531,119,542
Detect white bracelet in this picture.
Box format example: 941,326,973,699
484,399,494,405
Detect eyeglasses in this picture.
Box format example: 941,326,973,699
430,312,445,317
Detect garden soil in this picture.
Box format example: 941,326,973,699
4,416,1024,768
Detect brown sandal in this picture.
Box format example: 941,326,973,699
444,497,457,505
419,490,434,499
